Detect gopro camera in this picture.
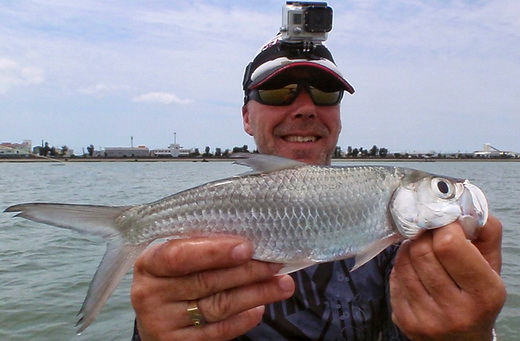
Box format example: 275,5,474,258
280,1,333,44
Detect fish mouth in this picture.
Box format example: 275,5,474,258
458,180,489,239
282,135,320,143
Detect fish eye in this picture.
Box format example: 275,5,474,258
431,178,455,199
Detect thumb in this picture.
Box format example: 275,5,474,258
471,215,502,274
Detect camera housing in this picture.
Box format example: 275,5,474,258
280,1,333,44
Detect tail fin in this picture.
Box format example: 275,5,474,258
5,203,129,237
5,203,149,333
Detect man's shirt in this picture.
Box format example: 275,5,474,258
236,245,407,341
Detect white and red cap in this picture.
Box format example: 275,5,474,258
242,34,355,94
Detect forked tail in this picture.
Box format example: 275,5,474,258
4,203,148,333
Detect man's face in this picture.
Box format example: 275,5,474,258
242,68,342,165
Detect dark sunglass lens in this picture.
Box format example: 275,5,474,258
258,84,298,105
308,87,343,105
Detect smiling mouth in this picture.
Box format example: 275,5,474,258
283,136,319,143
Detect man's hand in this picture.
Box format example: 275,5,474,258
390,216,506,340
131,238,295,341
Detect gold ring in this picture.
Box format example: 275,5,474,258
187,300,206,327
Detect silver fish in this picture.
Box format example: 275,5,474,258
4,154,488,332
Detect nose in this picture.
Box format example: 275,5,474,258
291,89,317,119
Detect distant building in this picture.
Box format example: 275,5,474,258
151,143,192,158
0,140,32,157
103,146,150,158
474,143,517,158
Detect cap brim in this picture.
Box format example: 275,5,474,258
249,57,355,94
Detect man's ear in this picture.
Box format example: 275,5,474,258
242,105,254,136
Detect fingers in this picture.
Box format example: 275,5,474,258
431,222,503,294
389,240,431,329
405,232,457,299
131,237,296,340
132,238,287,304
135,237,253,277
390,220,506,338
176,261,284,300
198,275,294,323
171,306,266,341
178,275,294,327
472,215,503,273
153,274,293,340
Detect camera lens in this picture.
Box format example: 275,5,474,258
304,6,333,33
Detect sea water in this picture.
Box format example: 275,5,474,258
0,160,518,340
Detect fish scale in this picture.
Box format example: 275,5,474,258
4,153,488,332
118,165,403,264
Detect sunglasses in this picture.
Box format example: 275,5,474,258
247,83,344,106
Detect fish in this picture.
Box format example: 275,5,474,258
4,153,488,333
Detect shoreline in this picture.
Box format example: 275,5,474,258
1,157,519,163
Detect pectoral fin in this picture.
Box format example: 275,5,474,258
277,260,318,275
352,234,402,271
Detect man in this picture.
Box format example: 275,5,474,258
131,34,505,340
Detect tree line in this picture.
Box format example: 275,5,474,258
336,145,389,158
36,142,516,159
36,142,69,157
35,142,392,159
180,145,390,159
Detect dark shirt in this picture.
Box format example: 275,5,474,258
132,245,408,341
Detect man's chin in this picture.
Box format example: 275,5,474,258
279,147,330,165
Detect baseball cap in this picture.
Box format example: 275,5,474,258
242,34,355,94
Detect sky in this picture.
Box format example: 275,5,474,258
1,0,519,155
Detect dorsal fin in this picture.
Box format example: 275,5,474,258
232,153,306,175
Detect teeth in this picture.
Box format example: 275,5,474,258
285,136,317,143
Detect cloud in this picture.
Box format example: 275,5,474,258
0,57,44,94
132,92,193,104
79,83,134,96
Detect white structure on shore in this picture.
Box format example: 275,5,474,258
151,133,192,157
0,140,32,156
474,143,517,158
151,143,192,157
